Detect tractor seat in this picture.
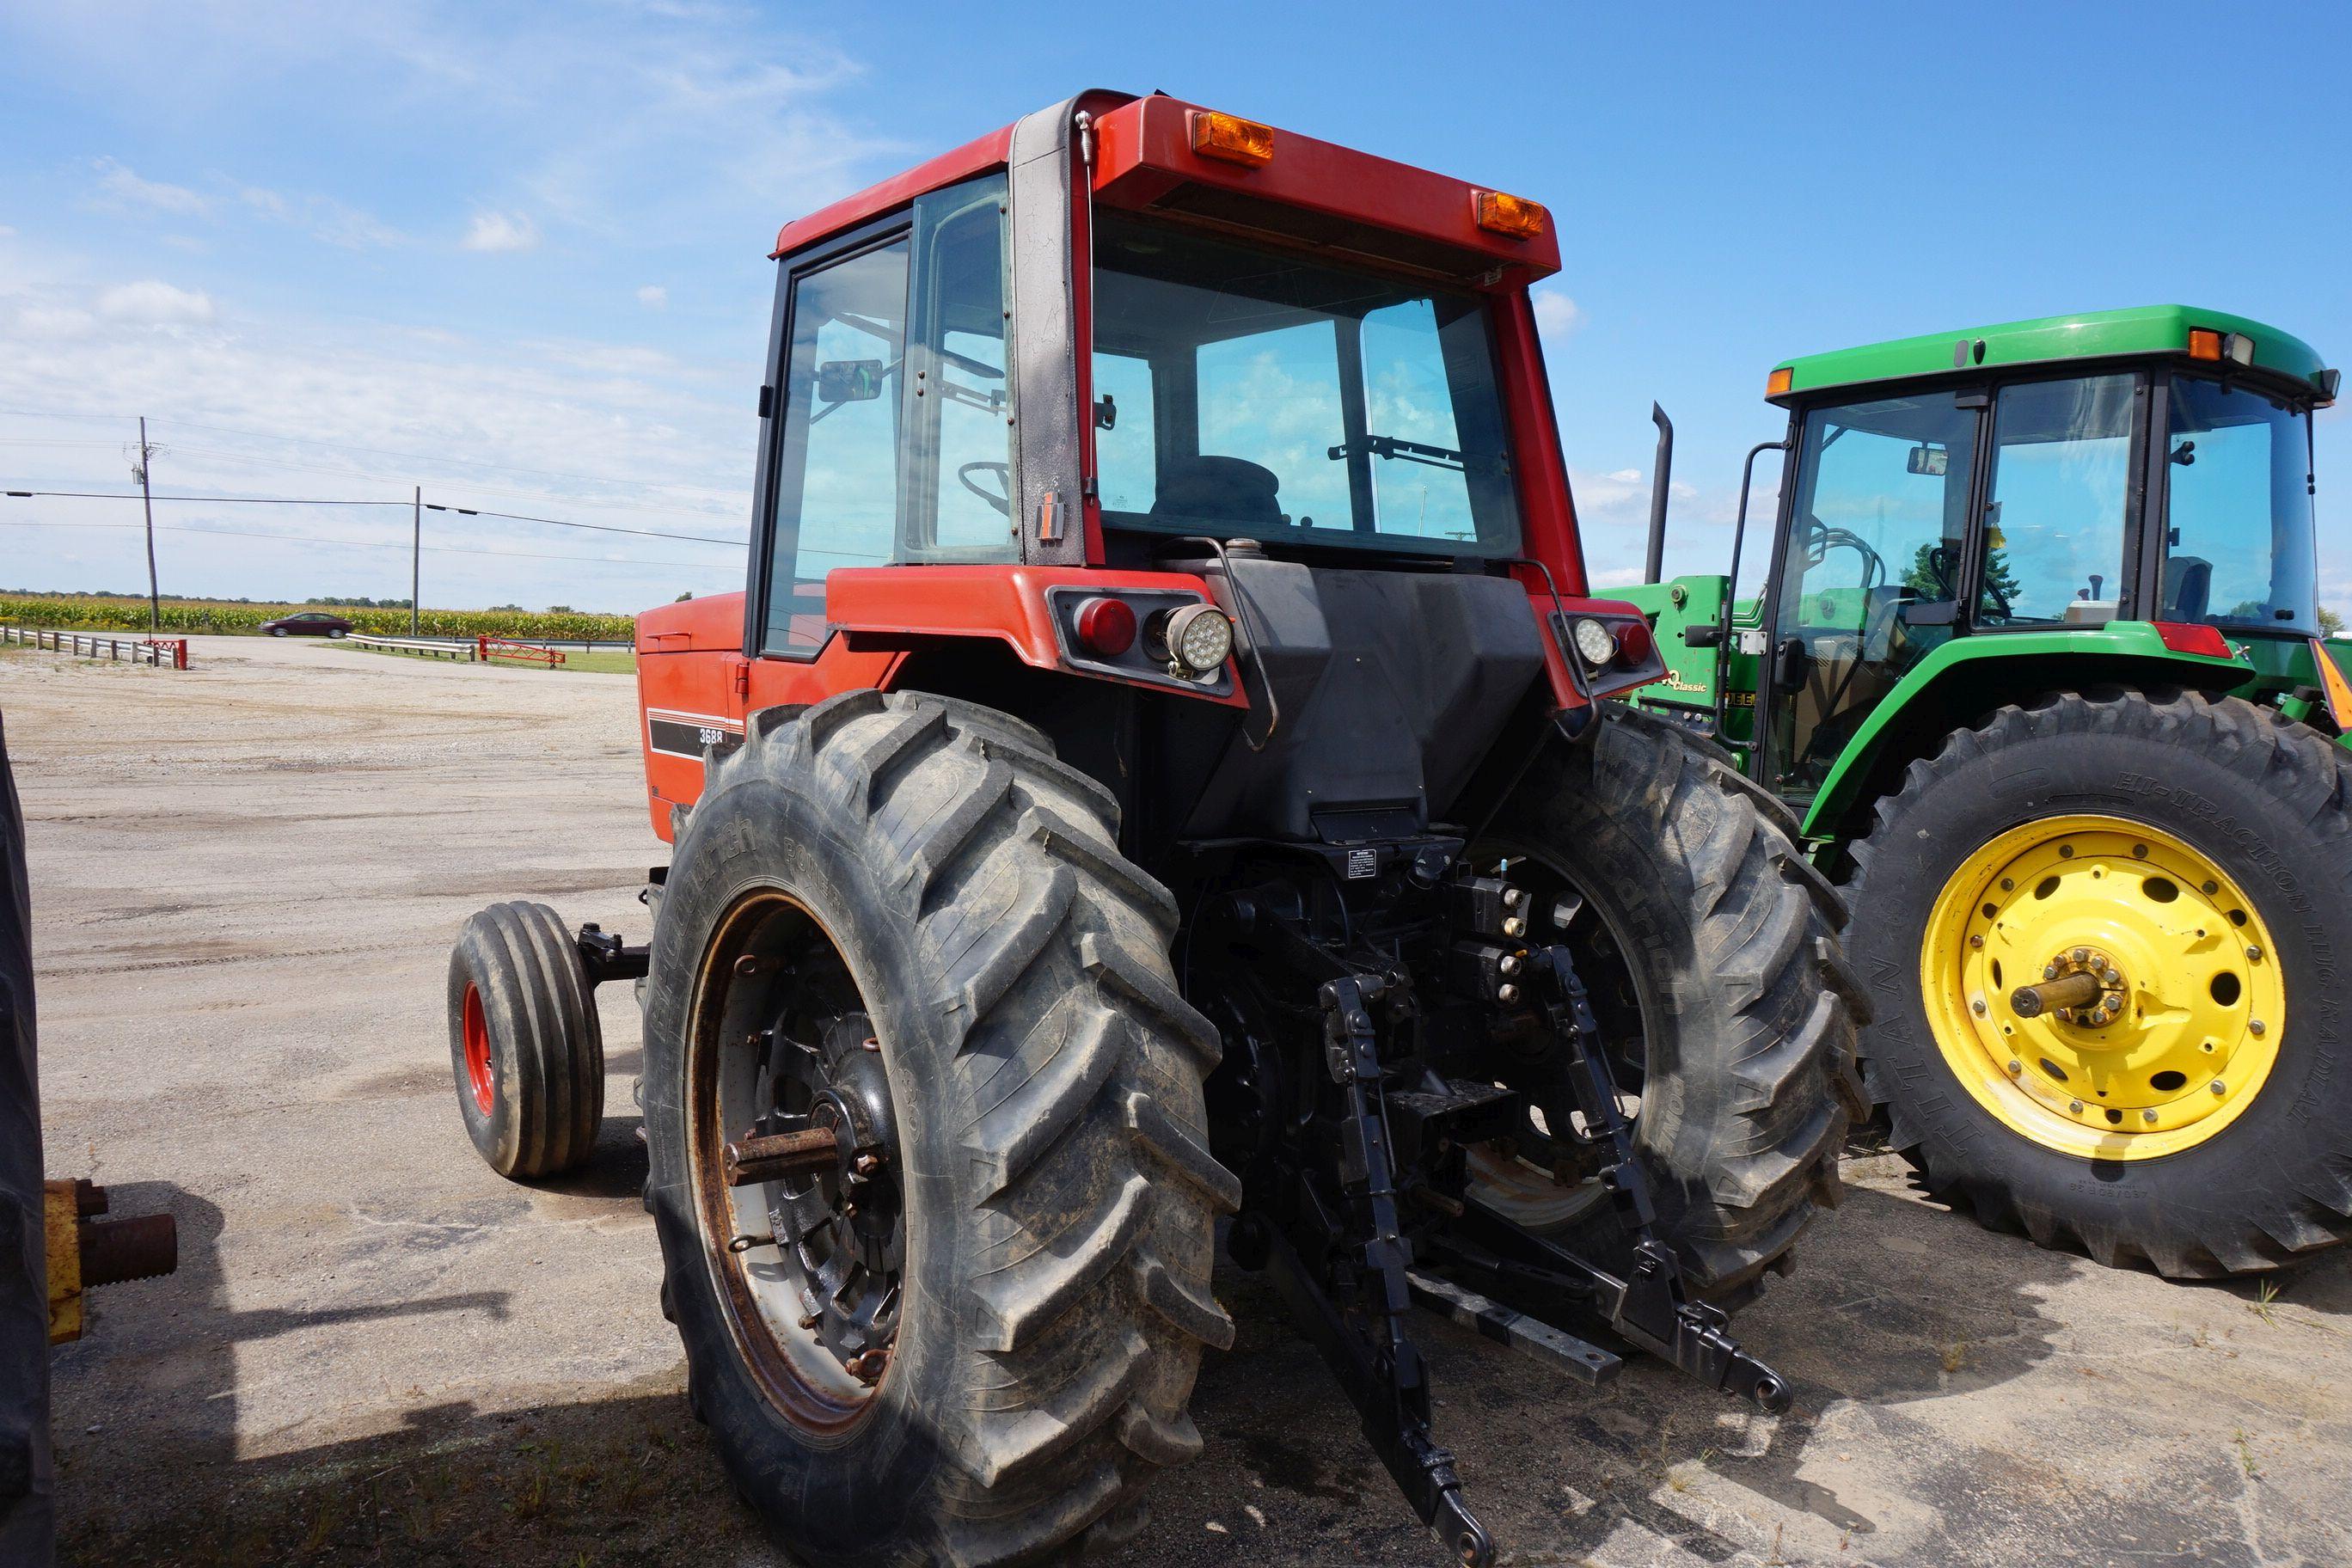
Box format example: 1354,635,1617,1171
1150,456,1284,528
2164,555,2213,622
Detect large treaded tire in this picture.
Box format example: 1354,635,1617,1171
446,900,604,1179
642,690,1236,1568
1848,688,2352,1276
1481,705,1865,1301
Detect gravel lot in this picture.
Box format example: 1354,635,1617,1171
8,634,2350,1567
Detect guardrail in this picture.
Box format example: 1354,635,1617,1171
476,634,566,668
2,626,189,669
348,634,475,661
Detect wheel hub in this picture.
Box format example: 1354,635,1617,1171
1921,815,2284,1160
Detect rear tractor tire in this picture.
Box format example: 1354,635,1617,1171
1474,705,1866,1302
1848,689,2352,1276
640,690,1235,1568
446,901,606,1179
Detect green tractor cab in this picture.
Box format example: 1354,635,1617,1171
1626,306,2352,1277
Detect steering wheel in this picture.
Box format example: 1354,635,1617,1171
958,461,1010,518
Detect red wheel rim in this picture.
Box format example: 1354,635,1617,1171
462,983,495,1114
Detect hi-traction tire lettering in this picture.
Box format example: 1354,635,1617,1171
1847,688,2352,1276
640,689,1234,1568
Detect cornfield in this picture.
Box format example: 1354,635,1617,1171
0,593,635,641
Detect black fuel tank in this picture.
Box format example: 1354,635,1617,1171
1176,554,1547,842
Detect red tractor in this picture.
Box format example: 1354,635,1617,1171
448,92,1861,1567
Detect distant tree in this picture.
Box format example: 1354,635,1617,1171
546,603,576,614
487,602,525,612
676,591,695,602
1903,542,2018,606
2322,605,2344,637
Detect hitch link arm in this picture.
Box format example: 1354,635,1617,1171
1263,975,1495,1568
1522,945,1792,1413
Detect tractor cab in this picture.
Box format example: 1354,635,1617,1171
1634,307,2343,818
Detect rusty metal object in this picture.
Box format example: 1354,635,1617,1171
44,1179,178,1345
2009,971,2104,1019
723,1127,840,1188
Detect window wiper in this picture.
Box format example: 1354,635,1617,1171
1327,433,1507,477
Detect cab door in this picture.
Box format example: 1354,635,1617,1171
1758,389,1981,803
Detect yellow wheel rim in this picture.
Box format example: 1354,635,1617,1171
1920,814,2283,1161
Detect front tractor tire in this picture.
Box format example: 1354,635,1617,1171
1849,689,2352,1276
640,690,1235,1568
446,901,606,1179
1477,706,1866,1302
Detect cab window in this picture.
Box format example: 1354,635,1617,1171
1977,374,2135,627
761,174,1013,656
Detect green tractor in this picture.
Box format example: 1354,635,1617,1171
1624,306,2352,1277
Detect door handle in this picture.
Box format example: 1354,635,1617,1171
1773,637,1806,690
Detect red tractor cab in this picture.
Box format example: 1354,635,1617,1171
449,92,1858,1568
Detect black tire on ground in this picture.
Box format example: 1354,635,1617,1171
268,628,287,637
328,628,347,640
1848,689,2352,1276
641,689,1235,1568
1475,704,1865,1302
446,901,604,1179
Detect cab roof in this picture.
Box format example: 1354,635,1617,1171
1768,305,2334,407
770,92,1560,284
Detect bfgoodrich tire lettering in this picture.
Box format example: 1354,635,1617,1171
641,690,1234,1568
1849,689,2352,1275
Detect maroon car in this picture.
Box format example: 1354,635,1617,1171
259,611,352,639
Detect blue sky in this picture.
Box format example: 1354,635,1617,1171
3,2,2346,613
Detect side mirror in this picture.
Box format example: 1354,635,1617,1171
816,359,886,405
1906,443,1949,476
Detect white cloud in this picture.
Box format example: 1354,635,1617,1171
462,211,540,253
636,284,667,309
95,279,215,324
1532,287,1584,338
90,157,211,217
240,185,402,249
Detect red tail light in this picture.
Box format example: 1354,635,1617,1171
1074,596,1138,658
2152,621,2234,659
1613,619,1656,668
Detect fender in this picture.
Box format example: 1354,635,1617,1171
1800,620,2251,842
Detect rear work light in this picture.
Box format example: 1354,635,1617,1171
1473,190,1547,240
1190,111,1275,168
1148,602,1234,679
2152,621,2235,659
1073,596,1139,658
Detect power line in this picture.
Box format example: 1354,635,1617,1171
0,516,732,570
7,487,744,545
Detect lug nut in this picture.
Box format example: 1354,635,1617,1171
854,1154,882,1177
2006,1059,2023,1075
2250,1020,2266,1037
2000,878,2015,891
2068,1099,2085,1114
1971,998,1987,1016
2043,964,2061,981
1969,934,1984,949
1502,916,1525,938
2142,1109,2159,1124
2247,946,2263,961
2202,880,2219,895
1497,983,1520,1005
1498,952,1522,977
2211,1081,2227,1095
1502,887,1525,909
2072,948,2089,965
2060,845,2075,859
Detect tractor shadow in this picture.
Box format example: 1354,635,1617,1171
1106,1178,2079,1566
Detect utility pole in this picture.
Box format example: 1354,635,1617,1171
130,418,161,633
411,485,421,635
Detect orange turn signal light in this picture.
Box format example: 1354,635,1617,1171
1473,190,1547,240
2188,328,2223,361
1189,111,1275,168
1767,367,1795,396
